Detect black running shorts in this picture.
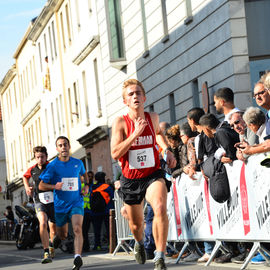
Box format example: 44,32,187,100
119,169,171,205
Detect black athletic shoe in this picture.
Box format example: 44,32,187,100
134,243,146,264
72,256,83,270
53,235,61,249
154,258,167,270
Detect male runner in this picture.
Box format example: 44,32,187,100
23,146,56,264
111,79,176,270
39,136,89,270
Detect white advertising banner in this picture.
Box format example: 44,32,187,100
175,173,214,241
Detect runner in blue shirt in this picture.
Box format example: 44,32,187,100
39,136,89,270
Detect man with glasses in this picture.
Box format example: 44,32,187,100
229,111,258,162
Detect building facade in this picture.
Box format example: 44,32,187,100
1,0,270,203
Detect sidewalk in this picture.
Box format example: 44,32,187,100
97,251,270,270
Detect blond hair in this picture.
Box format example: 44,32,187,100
122,79,145,99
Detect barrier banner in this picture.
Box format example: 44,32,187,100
210,160,245,240
167,186,179,241
176,173,214,241
245,154,270,240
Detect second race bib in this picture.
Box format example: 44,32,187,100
38,191,54,204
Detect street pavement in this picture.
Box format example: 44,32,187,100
0,242,268,270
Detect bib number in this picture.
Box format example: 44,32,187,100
129,148,155,169
62,178,78,191
38,191,54,204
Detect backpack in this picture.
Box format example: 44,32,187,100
91,191,107,213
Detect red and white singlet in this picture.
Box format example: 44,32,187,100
119,112,160,179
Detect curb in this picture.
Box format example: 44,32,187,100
0,240,16,245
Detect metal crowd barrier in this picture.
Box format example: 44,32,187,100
112,190,133,255
0,219,14,240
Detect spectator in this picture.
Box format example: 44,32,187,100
90,171,113,251
82,171,94,252
179,122,198,179
243,107,266,143
229,111,258,162
199,113,239,163
165,124,188,178
214,87,240,123
4,206,14,223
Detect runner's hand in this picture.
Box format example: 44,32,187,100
165,150,176,168
54,182,63,190
82,185,89,196
25,186,33,196
133,117,147,137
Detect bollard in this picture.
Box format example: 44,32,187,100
109,209,116,253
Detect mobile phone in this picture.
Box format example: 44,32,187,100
236,144,245,149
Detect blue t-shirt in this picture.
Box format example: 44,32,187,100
39,157,86,213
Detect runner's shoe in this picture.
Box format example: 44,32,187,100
41,252,52,264
154,258,167,270
53,235,61,249
134,242,146,264
49,246,55,258
72,256,83,270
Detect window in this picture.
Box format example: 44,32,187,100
59,95,65,132
140,0,149,55
93,59,102,117
169,93,176,124
56,98,61,133
73,82,80,123
60,12,66,49
19,136,23,171
52,21,57,58
105,0,125,62
65,4,72,45
38,117,42,145
20,75,24,101
48,26,54,62
44,33,48,57
23,70,27,98
184,0,193,25
192,79,200,107
29,60,34,88
75,0,81,29
13,82,17,108
26,66,30,95
161,0,169,42
33,56,37,85
38,42,43,72
45,108,50,142
82,71,90,125
51,102,56,137
88,0,92,14
9,89,12,114
68,88,73,126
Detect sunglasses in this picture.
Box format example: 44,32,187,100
230,120,240,128
253,89,266,99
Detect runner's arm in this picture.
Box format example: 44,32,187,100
23,176,33,197
150,112,176,168
111,116,147,160
39,180,63,191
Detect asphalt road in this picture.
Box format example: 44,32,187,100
0,243,267,270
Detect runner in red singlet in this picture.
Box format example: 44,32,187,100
111,79,176,270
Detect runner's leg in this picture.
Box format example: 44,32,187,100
71,214,84,255
37,211,49,249
48,221,56,243
124,201,144,242
145,179,168,253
